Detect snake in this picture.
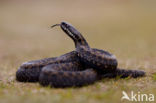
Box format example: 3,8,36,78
16,22,145,88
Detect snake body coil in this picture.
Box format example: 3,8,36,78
16,22,145,88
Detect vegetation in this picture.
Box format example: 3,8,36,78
0,1,156,103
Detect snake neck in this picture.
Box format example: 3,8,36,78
60,21,90,49
73,35,89,48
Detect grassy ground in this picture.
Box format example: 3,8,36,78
0,0,156,103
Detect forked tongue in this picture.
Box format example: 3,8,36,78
51,24,60,28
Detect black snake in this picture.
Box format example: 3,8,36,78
16,22,145,88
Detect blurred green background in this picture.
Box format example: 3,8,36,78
0,0,156,103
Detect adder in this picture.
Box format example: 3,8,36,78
16,22,145,88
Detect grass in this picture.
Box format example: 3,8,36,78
0,0,156,103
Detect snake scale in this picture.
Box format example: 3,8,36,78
16,22,145,88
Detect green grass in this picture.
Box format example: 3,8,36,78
0,0,156,103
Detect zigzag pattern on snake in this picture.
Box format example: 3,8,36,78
16,22,145,88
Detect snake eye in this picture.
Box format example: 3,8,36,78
61,22,65,26
61,22,68,27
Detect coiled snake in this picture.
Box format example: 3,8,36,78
16,22,145,88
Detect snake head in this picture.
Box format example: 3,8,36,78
51,21,89,48
60,22,81,41
51,22,80,41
